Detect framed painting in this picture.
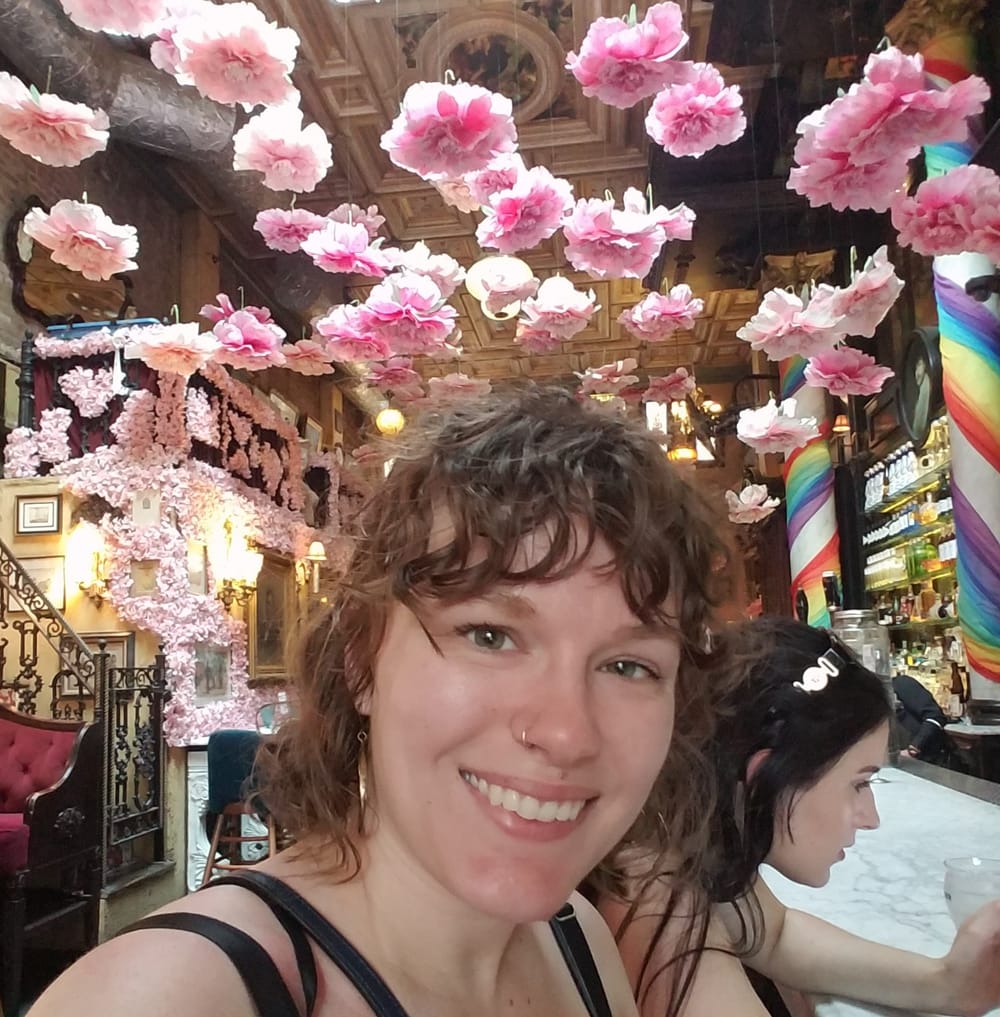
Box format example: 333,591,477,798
129,559,159,597
270,392,298,428
302,416,323,453
19,556,65,610
249,553,295,683
63,631,136,696
15,494,62,535
194,643,231,704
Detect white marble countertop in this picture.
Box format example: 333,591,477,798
762,768,1000,1017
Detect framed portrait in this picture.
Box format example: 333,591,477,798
131,488,162,528
864,385,901,457
899,326,943,449
2,359,20,429
249,553,295,683
270,392,298,428
62,631,136,696
20,556,65,610
302,416,323,453
187,541,208,595
194,643,231,704
15,494,62,535
129,559,159,597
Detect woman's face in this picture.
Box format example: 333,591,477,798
766,722,888,887
363,527,681,923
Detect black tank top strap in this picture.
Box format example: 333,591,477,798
118,911,303,1017
548,903,614,1017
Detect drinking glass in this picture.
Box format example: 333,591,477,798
943,857,1000,927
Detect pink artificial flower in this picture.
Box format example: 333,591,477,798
232,106,332,194
642,367,696,403
726,484,780,524
392,382,429,405
170,1,299,108
737,397,819,455
788,138,910,213
58,366,115,418
150,1,212,81
313,304,391,362
645,62,746,157
804,347,894,397
576,358,640,396
519,276,599,340
514,324,563,354
477,166,574,254
281,339,335,375
359,274,459,356
0,72,109,167
199,293,276,327
891,164,1000,257
970,203,1000,264
385,242,466,299
366,356,422,392
465,153,526,205
736,287,846,361
619,284,703,341
327,203,386,241
36,407,72,464
432,178,481,213
58,0,167,35
566,2,694,109
124,322,220,377
23,199,138,281
381,80,518,180
829,245,904,338
253,207,328,253
563,187,692,279
3,427,40,478
213,309,287,371
427,372,493,402
301,220,391,277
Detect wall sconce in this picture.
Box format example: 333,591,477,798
68,522,110,606
297,540,327,594
215,521,264,610
832,413,850,435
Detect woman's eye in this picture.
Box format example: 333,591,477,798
459,625,513,651
854,780,873,793
604,659,660,681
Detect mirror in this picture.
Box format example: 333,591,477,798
3,195,135,326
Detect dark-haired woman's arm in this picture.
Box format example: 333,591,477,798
745,877,1000,1016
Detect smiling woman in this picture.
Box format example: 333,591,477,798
28,385,740,1017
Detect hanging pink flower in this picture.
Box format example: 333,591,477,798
366,356,422,392
57,0,167,35
301,220,391,277
787,138,910,213
619,284,703,342
359,274,459,356
253,207,328,253
466,153,526,205
645,62,746,157
519,276,599,340
427,373,493,402
0,72,109,167
737,397,819,455
393,382,429,405
380,80,518,180
970,204,1000,264
477,262,540,314
199,293,274,328
514,324,563,354
150,1,211,81
642,367,696,403
566,3,694,109
58,366,115,418
891,164,1000,257
477,166,574,254
829,245,904,338
281,339,335,375
576,358,640,396
327,203,386,241
23,199,138,281
170,1,299,108
563,187,692,279
124,322,220,378
726,484,780,524
232,106,332,193
213,309,287,371
313,304,392,362
432,178,481,213
385,242,466,299
736,287,846,361
804,347,894,397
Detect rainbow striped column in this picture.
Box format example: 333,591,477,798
923,30,1000,694
780,356,840,627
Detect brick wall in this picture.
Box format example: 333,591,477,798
0,139,184,363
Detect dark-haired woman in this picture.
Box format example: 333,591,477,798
30,387,739,1017
600,618,1000,1017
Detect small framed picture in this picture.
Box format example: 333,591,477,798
15,494,62,535
194,643,231,704
187,541,208,595
62,631,136,696
302,416,324,453
131,489,161,528
20,556,65,610
270,391,298,427
129,559,159,597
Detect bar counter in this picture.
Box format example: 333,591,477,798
763,767,1000,1017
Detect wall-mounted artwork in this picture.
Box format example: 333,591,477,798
15,494,62,535
250,553,295,683
194,643,231,704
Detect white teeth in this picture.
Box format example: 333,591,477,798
460,771,586,823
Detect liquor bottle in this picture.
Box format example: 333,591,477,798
948,662,967,718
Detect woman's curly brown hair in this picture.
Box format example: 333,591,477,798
257,385,739,886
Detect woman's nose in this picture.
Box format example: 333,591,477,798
857,793,881,831
518,665,601,766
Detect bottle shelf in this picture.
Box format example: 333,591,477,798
865,565,956,594
864,513,954,556
888,617,957,631
865,457,951,516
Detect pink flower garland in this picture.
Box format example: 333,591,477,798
3,428,40,477
58,366,115,418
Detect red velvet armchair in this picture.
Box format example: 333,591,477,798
0,705,102,1016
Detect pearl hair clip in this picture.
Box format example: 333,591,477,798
793,648,843,693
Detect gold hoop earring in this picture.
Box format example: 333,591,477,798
356,729,369,829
